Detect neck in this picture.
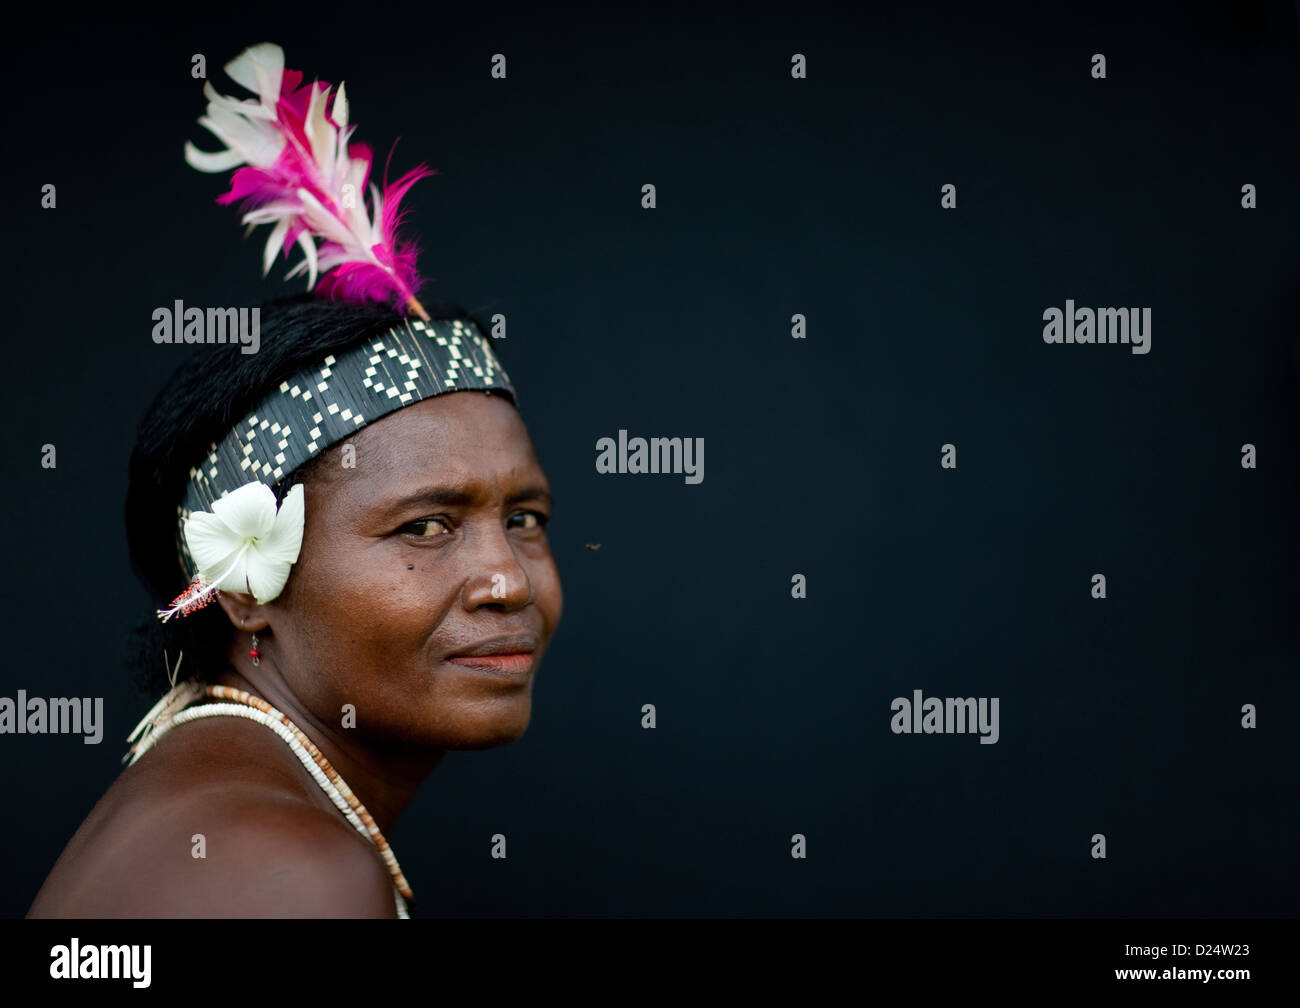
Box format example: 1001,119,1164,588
213,658,444,836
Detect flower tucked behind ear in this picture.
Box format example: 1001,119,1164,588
157,482,305,622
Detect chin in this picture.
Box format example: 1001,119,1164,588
451,714,532,750
419,695,534,750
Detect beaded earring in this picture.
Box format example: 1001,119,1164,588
249,633,261,667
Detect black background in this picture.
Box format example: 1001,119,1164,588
3,0,1298,918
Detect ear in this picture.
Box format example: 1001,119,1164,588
214,589,271,633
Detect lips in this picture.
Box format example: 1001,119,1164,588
446,634,538,677
447,653,534,674
447,634,538,658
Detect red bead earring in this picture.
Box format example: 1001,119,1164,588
249,633,261,667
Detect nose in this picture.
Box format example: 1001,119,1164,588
459,520,534,612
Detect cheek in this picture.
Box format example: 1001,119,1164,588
291,543,456,672
528,551,564,631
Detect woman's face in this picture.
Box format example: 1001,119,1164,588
261,390,562,750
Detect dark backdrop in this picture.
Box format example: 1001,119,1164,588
3,0,1298,917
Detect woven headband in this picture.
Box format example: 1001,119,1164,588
153,42,525,622
174,315,514,582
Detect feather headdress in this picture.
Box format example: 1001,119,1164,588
184,42,434,319
150,43,512,633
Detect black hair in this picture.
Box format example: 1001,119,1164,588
124,293,502,696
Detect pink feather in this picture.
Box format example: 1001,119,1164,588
183,43,434,317
316,164,434,305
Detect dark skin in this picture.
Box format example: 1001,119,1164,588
28,391,562,917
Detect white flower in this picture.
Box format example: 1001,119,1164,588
187,481,305,602
157,482,304,622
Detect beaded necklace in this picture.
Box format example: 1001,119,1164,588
128,684,412,919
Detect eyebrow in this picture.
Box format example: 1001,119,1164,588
384,484,554,512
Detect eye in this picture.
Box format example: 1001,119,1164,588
508,510,549,531
401,517,452,538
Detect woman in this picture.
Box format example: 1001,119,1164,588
28,44,562,918
28,296,561,918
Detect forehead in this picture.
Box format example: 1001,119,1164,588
313,391,539,493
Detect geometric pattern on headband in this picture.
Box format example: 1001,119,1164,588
174,315,515,581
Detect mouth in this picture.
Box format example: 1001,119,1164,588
446,635,538,679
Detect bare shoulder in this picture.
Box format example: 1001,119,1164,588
29,716,397,918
